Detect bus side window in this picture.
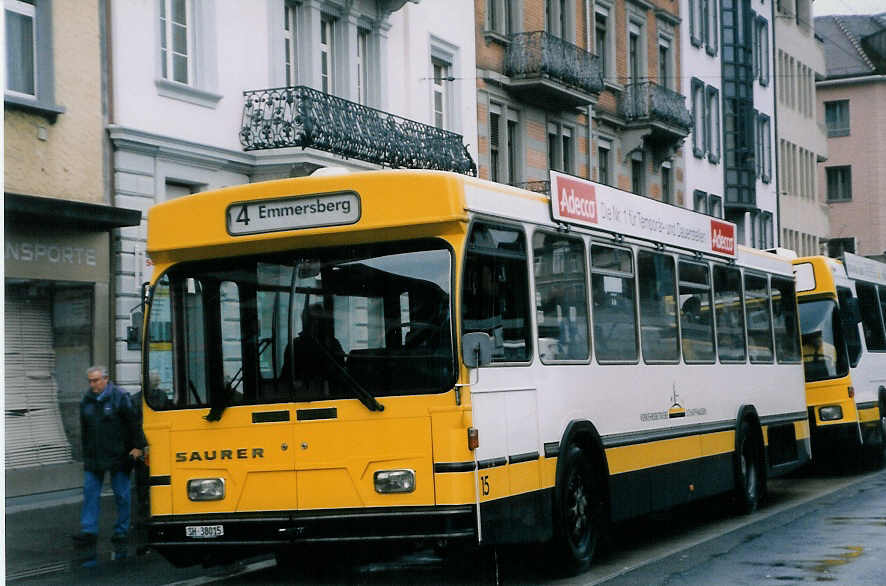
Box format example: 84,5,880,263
744,274,774,363
856,282,886,350
678,261,715,363
462,223,532,363
771,276,802,362
837,287,862,367
532,231,590,362
638,251,679,362
713,265,747,362
219,281,245,405
591,245,638,362
879,285,886,342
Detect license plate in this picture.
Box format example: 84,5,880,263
186,525,224,539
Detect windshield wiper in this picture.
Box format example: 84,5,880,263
306,337,384,412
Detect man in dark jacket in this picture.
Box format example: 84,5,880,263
72,366,146,546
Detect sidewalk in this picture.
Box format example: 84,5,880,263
5,490,147,581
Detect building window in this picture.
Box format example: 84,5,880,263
710,194,722,218
689,0,703,47
547,123,573,174
693,190,722,218
824,100,850,137
826,166,852,202
545,0,572,40
691,78,705,158
631,151,645,196
432,59,451,129
507,117,519,185
628,23,643,85
757,16,769,86
487,0,513,35
694,190,708,214
320,14,335,94
160,0,192,84
761,211,774,249
827,237,855,258
658,36,672,90
759,113,771,183
490,104,520,184
598,141,611,185
595,8,608,79
661,162,672,204
356,29,369,105
5,0,36,96
489,111,501,183
705,0,718,56
283,2,299,86
706,85,720,163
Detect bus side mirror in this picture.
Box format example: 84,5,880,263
462,332,493,368
127,310,142,351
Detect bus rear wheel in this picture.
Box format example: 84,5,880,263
552,444,603,575
734,419,764,514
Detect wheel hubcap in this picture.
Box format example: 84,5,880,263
568,473,589,543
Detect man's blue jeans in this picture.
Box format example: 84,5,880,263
80,469,131,536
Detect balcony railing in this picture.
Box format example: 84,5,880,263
618,82,693,131
240,86,476,175
505,31,604,96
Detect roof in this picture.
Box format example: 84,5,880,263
815,13,886,79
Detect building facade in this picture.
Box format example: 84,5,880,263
775,0,829,257
107,0,478,391
815,12,886,262
4,0,140,496
474,0,692,207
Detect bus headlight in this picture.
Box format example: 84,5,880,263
374,469,415,494
819,406,843,421
187,478,225,501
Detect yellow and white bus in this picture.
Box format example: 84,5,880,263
141,170,809,572
793,253,886,466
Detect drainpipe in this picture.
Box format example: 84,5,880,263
771,0,781,248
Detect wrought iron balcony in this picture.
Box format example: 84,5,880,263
618,82,693,133
240,86,476,175
504,31,604,108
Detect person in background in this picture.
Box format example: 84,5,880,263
72,366,146,546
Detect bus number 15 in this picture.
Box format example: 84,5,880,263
481,475,490,496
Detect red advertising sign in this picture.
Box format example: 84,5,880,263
553,174,598,224
710,220,736,256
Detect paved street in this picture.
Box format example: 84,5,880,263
7,466,885,585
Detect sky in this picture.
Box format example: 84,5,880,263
813,0,886,16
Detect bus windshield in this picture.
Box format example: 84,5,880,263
798,299,849,382
145,240,455,412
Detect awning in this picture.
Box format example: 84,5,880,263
4,192,142,230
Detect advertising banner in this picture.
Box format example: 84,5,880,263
549,171,736,258
843,252,886,285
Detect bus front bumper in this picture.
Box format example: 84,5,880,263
148,505,476,553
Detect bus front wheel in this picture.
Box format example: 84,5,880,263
734,419,764,514
552,444,603,575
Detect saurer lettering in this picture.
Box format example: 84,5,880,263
175,448,265,462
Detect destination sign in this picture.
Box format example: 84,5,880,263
226,192,360,236
549,171,737,258
843,252,886,285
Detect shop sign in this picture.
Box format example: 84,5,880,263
4,227,108,282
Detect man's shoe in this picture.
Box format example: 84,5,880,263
111,533,128,544
72,532,97,545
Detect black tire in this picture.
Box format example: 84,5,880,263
734,418,765,514
551,444,603,575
